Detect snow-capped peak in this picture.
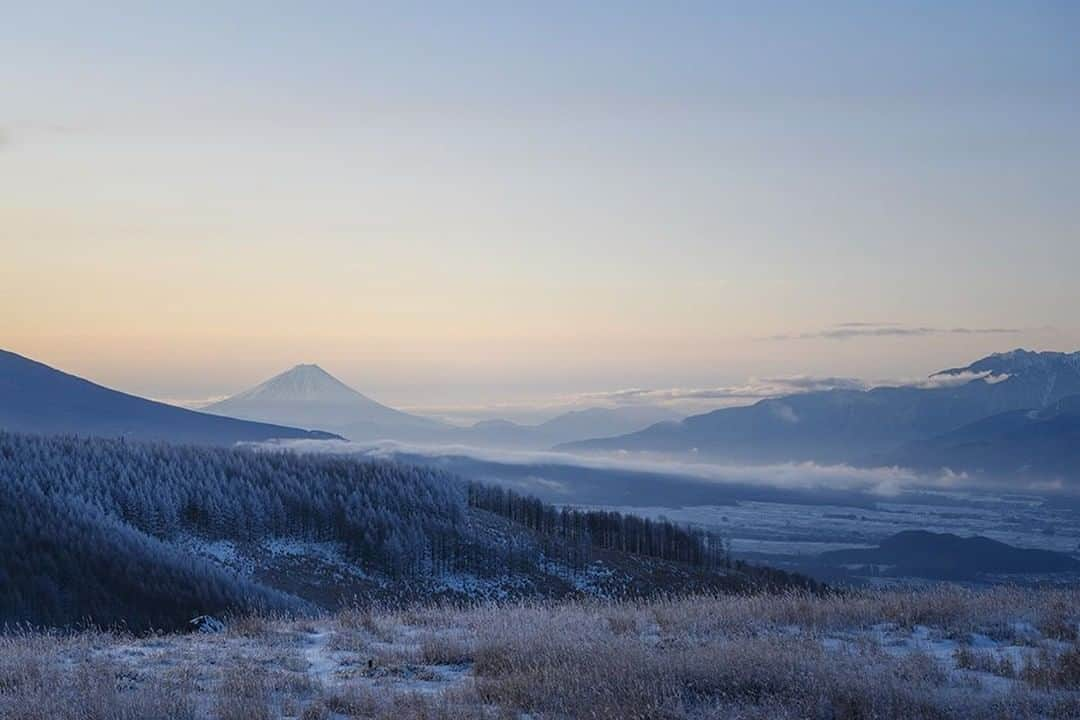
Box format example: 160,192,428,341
226,363,356,404
203,363,443,436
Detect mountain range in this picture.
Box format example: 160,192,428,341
447,405,682,448
0,349,339,445
0,350,680,449
559,350,1080,481
5,346,1080,482
203,363,679,447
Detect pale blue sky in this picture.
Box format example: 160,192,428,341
2,2,1078,412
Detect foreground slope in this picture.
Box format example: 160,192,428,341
0,349,340,445
3,587,1078,720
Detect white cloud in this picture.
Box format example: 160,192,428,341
574,376,867,407
914,370,1011,389
153,395,230,409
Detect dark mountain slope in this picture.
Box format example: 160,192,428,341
0,349,339,445
887,394,1080,480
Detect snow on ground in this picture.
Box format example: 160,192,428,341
6,587,1079,719
434,570,530,600
589,495,1080,559
175,533,256,575
262,538,386,586
538,556,620,595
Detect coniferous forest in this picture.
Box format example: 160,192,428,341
0,432,749,631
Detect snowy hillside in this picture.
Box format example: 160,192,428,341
0,432,807,631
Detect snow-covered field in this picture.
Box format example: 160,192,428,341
589,491,1080,576
2,586,1078,719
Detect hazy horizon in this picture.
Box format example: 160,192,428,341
4,3,1078,412
1,342,1069,427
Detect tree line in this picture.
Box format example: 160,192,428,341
467,482,728,569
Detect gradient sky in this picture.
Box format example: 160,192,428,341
3,2,1078,416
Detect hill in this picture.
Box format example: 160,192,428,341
818,530,1080,579
204,363,446,441
0,349,339,446
559,349,1080,465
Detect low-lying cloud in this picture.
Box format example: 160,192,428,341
264,438,969,498
561,368,1010,412
575,376,868,407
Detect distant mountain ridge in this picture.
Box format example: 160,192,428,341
448,405,682,448
206,364,679,447
0,349,339,446
559,349,1080,473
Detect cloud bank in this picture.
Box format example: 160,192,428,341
765,323,1022,341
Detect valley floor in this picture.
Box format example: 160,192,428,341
3,586,1079,720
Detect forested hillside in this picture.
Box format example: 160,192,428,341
0,432,473,629
0,432,780,632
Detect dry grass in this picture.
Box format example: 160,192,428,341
1021,646,1080,690
215,661,272,720
418,630,475,665
1,586,1079,719
954,646,1017,678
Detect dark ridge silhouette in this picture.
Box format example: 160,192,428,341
0,349,341,445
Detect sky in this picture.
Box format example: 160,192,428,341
2,2,1078,418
